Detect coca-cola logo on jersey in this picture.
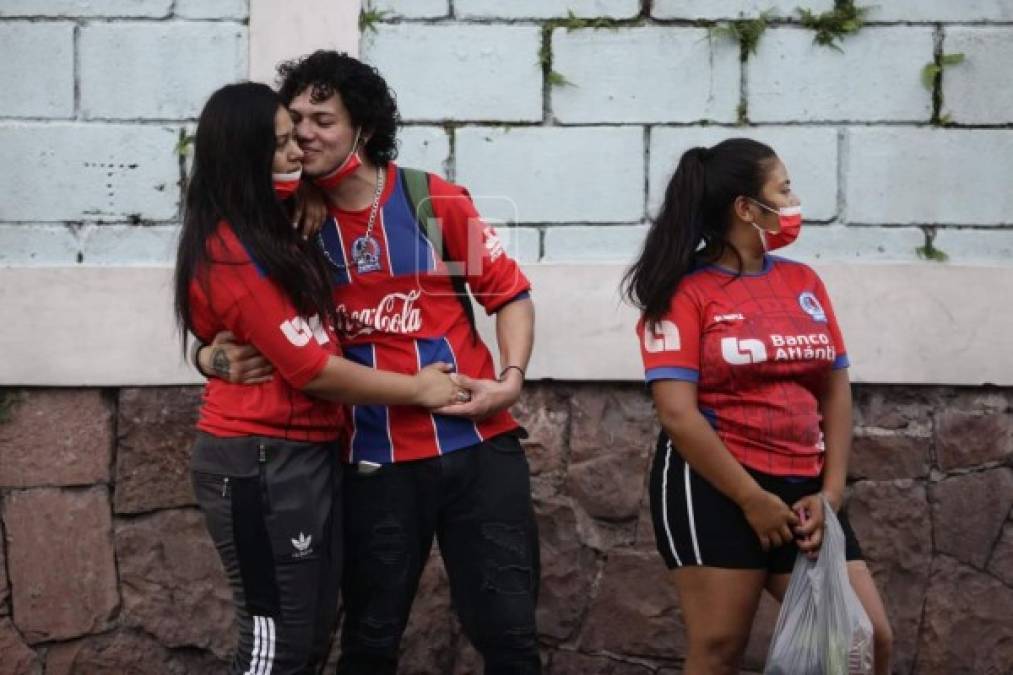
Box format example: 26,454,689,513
335,290,423,338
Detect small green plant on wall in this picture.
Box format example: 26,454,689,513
916,227,949,263
359,4,389,34
923,52,966,125
798,0,870,50
710,11,773,62
923,52,966,89
175,130,195,158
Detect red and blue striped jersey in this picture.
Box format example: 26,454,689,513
320,163,531,464
637,256,848,477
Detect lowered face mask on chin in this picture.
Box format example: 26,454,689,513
313,128,363,190
272,168,302,199
750,199,802,251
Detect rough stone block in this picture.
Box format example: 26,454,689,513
45,629,226,675
0,389,112,488
916,555,1013,674
0,618,39,675
566,386,656,520
930,468,1013,570
987,521,1013,587
0,523,8,615
578,550,685,659
511,384,571,477
4,487,119,643
549,651,653,674
848,480,932,675
114,387,202,514
935,410,1012,470
848,432,930,480
535,498,598,641
115,509,234,657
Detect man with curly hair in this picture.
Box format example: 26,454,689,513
202,51,541,674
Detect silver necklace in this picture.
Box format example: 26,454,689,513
319,166,385,273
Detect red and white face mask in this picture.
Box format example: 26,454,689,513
313,128,362,190
272,168,302,200
750,200,802,251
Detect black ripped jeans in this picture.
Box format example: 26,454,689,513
337,432,541,675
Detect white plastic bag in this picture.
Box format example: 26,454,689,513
764,496,874,675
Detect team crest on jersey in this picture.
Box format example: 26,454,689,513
798,292,827,323
351,235,382,274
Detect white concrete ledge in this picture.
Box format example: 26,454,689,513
1,264,1010,386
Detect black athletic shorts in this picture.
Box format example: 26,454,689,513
649,432,862,574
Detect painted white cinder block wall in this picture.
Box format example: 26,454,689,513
365,1,1013,266
1,0,1011,266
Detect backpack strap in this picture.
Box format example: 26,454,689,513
400,167,478,341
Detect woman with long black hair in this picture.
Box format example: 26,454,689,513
624,138,892,674
174,81,462,675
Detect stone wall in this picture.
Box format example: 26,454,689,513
1,383,1010,674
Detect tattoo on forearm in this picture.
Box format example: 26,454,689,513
211,348,231,379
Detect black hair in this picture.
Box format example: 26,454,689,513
622,138,778,322
174,81,338,350
276,50,399,167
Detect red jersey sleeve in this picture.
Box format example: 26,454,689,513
637,284,702,384
197,230,334,389
812,274,849,370
428,174,532,314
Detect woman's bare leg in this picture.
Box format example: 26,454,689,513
672,566,767,675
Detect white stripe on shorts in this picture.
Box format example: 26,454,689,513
684,462,703,565
661,440,683,567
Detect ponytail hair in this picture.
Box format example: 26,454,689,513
622,138,776,321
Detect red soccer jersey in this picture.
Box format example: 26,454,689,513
637,255,849,477
317,163,531,464
190,222,343,442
